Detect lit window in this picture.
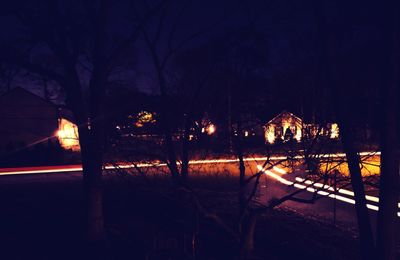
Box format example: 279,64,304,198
330,123,339,139
58,118,80,151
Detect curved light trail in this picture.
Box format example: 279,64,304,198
257,165,400,217
0,151,397,217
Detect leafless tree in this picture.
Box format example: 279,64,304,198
376,1,400,259
313,1,400,259
0,0,167,244
139,0,238,184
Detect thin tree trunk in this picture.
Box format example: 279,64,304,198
376,1,400,259
161,109,180,181
235,119,246,214
314,1,376,257
143,32,180,180
228,85,233,152
164,123,180,180
234,118,258,259
239,212,258,259
339,119,376,260
181,114,190,183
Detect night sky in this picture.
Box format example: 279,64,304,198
0,0,387,118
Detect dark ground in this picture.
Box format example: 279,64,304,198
0,172,361,260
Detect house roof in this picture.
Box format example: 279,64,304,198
265,110,303,126
0,87,76,123
0,87,57,108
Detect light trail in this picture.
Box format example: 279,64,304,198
0,163,167,176
273,166,287,174
0,151,380,176
295,177,378,202
294,177,400,210
258,166,364,206
0,152,397,217
263,169,293,185
0,165,84,175
257,165,400,216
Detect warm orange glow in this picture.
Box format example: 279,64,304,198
58,118,80,151
1,154,398,216
206,124,216,135
135,111,156,127
282,122,291,140
266,125,275,144
330,123,339,139
295,127,302,142
265,112,303,143
319,155,380,176
265,112,341,143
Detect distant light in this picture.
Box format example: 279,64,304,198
266,126,275,144
135,111,156,127
58,118,80,151
330,123,339,139
244,131,249,137
283,122,290,137
206,124,216,135
295,127,302,142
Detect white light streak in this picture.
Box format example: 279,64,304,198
261,165,399,217
273,166,287,174
295,177,399,209
0,152,398,217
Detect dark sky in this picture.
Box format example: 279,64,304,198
0,0,386,114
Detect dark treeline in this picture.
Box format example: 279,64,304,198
0,0,399,259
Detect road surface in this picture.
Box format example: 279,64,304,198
0,152,398,230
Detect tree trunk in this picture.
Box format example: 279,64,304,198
64,75,106,243
377,1,400,259
239,213,258,259
146,38,180,181
180,114,190,183
377,111,400,260
235,120,246,214
313,1,376,257
339,120,376,260
163,122,180,180
234,118,259,260
80,0,108,242
79,126,105,241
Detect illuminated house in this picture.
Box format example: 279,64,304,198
263,111,339,144
0,87,79,153
57,110,80,151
